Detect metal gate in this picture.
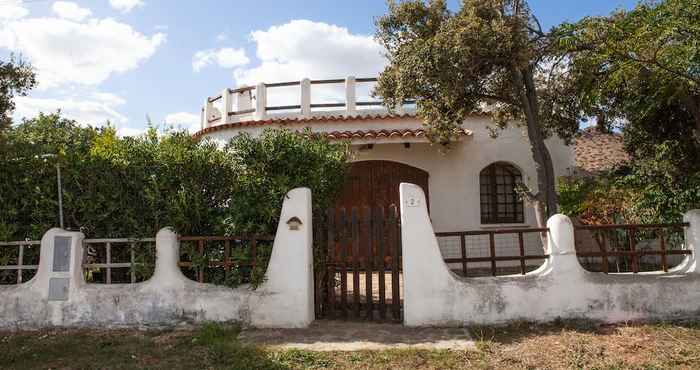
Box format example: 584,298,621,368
314,205,402,322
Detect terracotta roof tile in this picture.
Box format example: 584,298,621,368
193,113,417,138
574,127,630,174
321,128,472,141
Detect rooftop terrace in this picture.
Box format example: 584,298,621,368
200,76,417,131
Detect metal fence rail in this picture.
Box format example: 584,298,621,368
178,235,274,285
82,238,156,284
0,240,41,284
574,222,690,273
435,228,550,277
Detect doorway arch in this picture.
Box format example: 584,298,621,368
334,160,430,212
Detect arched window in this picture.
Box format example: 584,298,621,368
480,163,524,224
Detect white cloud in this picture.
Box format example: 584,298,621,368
0,0,28,20
0,17,166,89
109,0,144,13
234,20,385,85
52,1,92,22
165,112,200,132
232,20,386,106
193,47,249,72
216,32,228,42
13,93,128,125
90,91,127,107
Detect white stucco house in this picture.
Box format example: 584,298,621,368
194,76,583,261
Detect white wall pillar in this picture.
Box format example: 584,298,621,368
237,86,252,112
683,210,700,273
29,228,85,326
345,76,356,116
203,99,215,128
545,214,586,276
33,228,86,294
399,182,455,326
255,83,267,120
301,78,311,117
251,187,314,328
149,227,189,289
220,89,232,125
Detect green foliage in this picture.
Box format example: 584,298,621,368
0,113,236,240
556,0,700,223
224,128,349,235
0,114,349,289
557,0,700,136
622,141,700,223
558,167,699,225
0,56,36,131
374,0,584,219
374,0,578,144
557,175,637,225
557,177,596,217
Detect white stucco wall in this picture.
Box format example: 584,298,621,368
400,182,700,326
202,115,574,233
0,188,314,329
202,115,573,266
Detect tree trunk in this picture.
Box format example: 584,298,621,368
511,67,559,232
678,91,700,141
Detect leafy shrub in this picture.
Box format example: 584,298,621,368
557,175,637,225
224,128,349,234
0,114,349,288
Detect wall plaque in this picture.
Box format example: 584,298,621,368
52,236,72,272
48,278,70,301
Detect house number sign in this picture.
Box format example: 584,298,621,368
406,196,421,207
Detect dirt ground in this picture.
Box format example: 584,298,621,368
2,320,700,369
239,320,473,351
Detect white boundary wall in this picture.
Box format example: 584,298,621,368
0,188,314,329
400,182,700,327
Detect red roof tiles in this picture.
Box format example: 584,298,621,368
574,127,630,174
193,113,417,138
322,128,472,141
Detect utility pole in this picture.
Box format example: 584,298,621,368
56,163,64,229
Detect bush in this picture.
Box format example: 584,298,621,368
0,114,349,288
0,114,237,239
557,175,637,225
224,128,349,235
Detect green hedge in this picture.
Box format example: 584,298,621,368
0,114,349,286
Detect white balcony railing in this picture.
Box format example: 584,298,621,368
200,76,416,130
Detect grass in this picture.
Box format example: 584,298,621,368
1,320,700,369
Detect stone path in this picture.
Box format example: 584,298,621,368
239,321,475,351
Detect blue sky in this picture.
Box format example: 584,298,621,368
1,0,637,135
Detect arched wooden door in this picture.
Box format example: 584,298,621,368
334,160,430,212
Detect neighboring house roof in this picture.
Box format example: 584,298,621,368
574,127,630,174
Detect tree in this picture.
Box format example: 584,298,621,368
374,0,580,228
558,0,700,141
557,0,700,222
0,56,36,131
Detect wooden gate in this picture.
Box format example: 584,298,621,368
314,205,402,322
